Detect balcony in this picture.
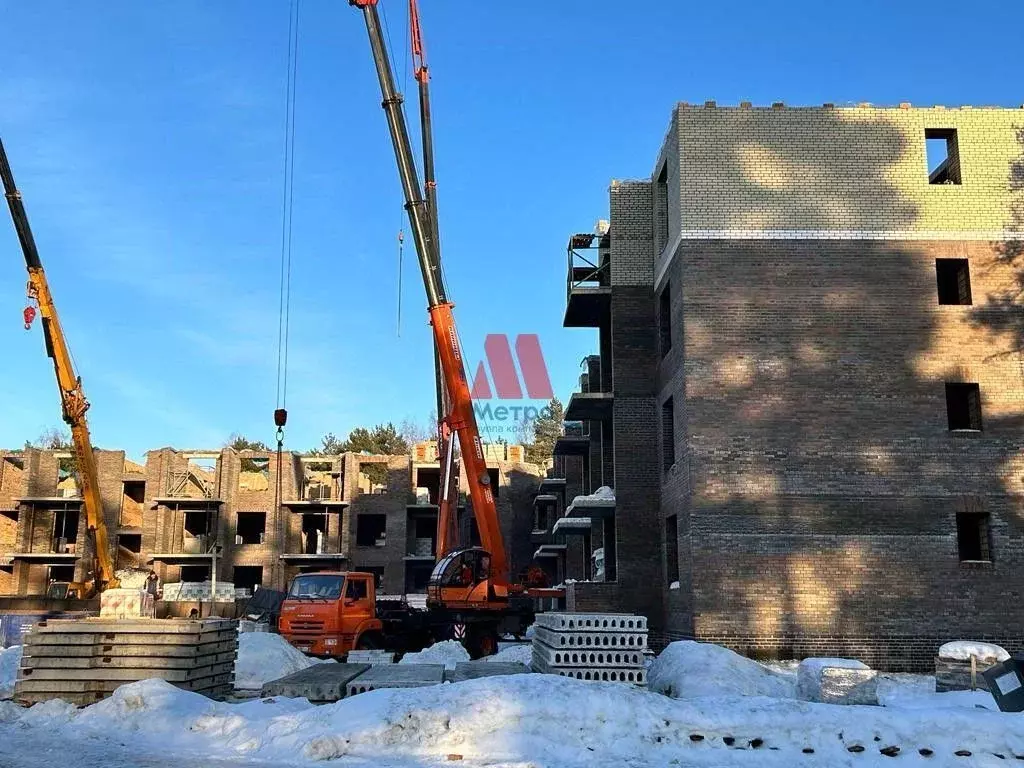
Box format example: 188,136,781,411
553,430,590,457
565,391,614,422
564,232,610,328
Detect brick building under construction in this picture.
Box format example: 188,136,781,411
537,102,1024,669
0,442,542,597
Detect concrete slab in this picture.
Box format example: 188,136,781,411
444,662,531,683
22,639,238,658
23,650,237,670
346,663,445,696
533,626,648,651
18,660,234,682
24,629,238,646
531,641,644,668
531,656,646,685
346,650,396,665
260,663,370,702
34,617,236,634
535,612,648,632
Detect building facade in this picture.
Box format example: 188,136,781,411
542,102,1024,670
0,443,542,597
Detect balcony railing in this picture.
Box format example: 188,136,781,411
566,233,610,302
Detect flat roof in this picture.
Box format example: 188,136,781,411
8,552,80,563
153,497,223,506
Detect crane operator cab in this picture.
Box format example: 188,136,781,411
427,547,499,608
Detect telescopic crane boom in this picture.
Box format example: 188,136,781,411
0,138,118,595
350,0,510,594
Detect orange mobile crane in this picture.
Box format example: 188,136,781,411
352,0,539,651
0,138,119,598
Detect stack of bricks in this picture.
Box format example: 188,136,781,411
14,617,238,706
531,612,648,685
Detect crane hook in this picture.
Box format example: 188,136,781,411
23,305,36,330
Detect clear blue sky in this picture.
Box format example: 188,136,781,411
1,0,1020,460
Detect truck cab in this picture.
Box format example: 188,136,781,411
278,571,382,657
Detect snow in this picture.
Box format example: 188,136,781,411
0,645,22,699
796,657,870,702
485,643,532,665
233,633,333,691
398,639,469,670
939,640,1010,662
3,670,1024,768
649,641,795,699
669,580,680,590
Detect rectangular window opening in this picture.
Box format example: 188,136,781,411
926,128,961,185
238,457,270,490
117,533,142,553
655,162,669,251
414,467,441,506
52,508,80,553
665,515,679,584
183,511,209,538
358,462,388,495
956,512,991,561
936,259,972,305
356,514,387,547
946,382,983,431
235,512,266,545
659,282,672,357
661,397,676,472
48,565,76,583
233,566,263,591
302,512,328,554
180,564,211,582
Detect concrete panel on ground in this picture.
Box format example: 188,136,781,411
18,660,235,682
261,664,370,702
346,664,445,696
532,656,646,685
25,629,238,646
444,662,531,683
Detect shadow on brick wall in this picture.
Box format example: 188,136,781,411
670,112,1024,668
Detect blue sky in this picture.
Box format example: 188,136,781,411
1,0,1020,460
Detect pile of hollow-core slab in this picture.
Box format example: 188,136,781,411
14,617,238,706
531,612,648,685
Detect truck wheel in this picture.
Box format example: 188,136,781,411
467,625,499,659
356,633,381,650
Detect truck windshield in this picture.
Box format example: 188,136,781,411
288,575,344,599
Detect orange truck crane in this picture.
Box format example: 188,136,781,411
278,0,544,658
0,138,119,598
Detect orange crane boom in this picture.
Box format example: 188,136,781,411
349,0,509,591
0,138,118,595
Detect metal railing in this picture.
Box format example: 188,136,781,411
566,233,610,302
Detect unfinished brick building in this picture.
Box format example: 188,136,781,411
0,442,542,597
542,102,1024,670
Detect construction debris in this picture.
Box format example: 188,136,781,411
14,617,238,706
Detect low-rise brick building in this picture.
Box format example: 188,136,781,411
542,102,1024,670
0,442,542,597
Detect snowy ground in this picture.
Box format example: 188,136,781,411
1,639,1017,767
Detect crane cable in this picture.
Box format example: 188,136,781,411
274,0,301,532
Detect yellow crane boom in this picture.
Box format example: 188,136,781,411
0,138,118,595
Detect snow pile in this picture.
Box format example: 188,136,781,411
939,641,1010,662
234,632,332,690
0,645,21,699
399,640,469,670
796,657,869,702
486,643,532,665
649,641,795,699
4,674,1024,767
878,673,994,710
